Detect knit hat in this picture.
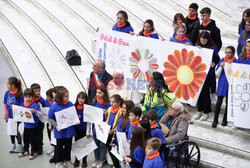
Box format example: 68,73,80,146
189,3,199,11
172,102,184,113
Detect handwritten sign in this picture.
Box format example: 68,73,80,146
95,120,111,144
12,105,35,123
116,132,130,156
110,146,123,161
7,118,17,135
39,107,49,123
55,106,80,130
83,104,104,123
71,137,97,160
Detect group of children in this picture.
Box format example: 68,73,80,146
4,77,169,168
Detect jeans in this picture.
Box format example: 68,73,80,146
94,136,107,161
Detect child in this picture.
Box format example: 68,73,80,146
105,94,123,168
145,110,167,163
31,83,46,155
138,19,159,39
138,120,152,141
193,31,220,121
91,85,111,168
172,13,186,37
112,10,134,34
127,107,142,140
44,88,55,155
170,24,192,45
143,138,164,168
123,127,146,168
48,87,78,168
3,77,24,153
74,91,89,167
239,9,250,35
18,88,41,160
237,18,250,56
237,40,250,64
212,46,237,128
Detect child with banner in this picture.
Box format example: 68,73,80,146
73,91,89,167
194,31,220,121
212,46,236,128
18,88,41,160
105,94,123,168
170,24,193,45
31,83,46,155
112,10,134,34
3,77,24,153
138,19,159,39
48,87,78,168
237,40,250,64
127,107,142,141
91,85,111,168
123,127,146,168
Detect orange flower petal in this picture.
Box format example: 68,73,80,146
168,54,180,68
187,50,195,65
131,52,140,62
194,72,207,80
190,81,200,92
163,62,177,71
182,85,190,101
181,48,188,65
187,85,196,98
169,80,180,92
149,64,159,69
145,72,150,82
193,77,204,86
193,63,207,73
190,56,202,69
165,77,177,86
162,70,176,78
174,50,183,66
133,69,141,78
175,84,183,98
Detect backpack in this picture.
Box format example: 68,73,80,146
66,49,81,66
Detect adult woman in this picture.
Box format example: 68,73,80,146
138,19,159,39
142,72,178,122
159,102,191,144
170,24,192,45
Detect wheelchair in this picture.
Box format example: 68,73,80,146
165,136,200,168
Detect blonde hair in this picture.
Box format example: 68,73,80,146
241,40,250,60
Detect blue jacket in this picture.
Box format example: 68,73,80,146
112,21,134,34
238,24,245,35
170,37,193,45
48,101,76,139
44,99,54,108
34,96,46,107
127,124,138,140
143,154,164,168
151,125,166,144
4,90,24,118
216,58,237,96
22,101,40,128
116,117,130,133
235,57,250,65
129,146,145,168
237,32,250,56
139,31,159,39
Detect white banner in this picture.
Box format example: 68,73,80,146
7,118,17,135
110,146,123,161
55,106,80,130
72,137,97,160
96,28,213,106
225,63,250,129
116,131,130,156
51,131,56,145
83,104,104,123
12,105,35,123
39,107,50,123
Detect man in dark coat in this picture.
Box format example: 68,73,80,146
186,3,200,45
87,59,112,103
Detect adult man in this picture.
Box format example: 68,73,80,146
107,69,142,107
88,59,113,103
199,7,222,51
186,3,200,45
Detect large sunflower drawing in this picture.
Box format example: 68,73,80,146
234,83,250,112
163,48,207,101
130,48,159,81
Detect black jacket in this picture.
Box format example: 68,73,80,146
186,15,200,45
199,19,222,52
87,70,113,103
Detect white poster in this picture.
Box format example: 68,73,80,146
55,106,80,130
96,28,213,106
83,104,104,123
95,121,111,144
12,105,35,123
51,131,56,145
116,132,130,156
110,146,123,161
72,137,97,160
7,118,17,135
39,107,50,123
225,63,250,128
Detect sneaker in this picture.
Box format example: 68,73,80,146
221,121,228,127
50,151,54,157
9,144,16,153
200,113,209,121
56,162,65,168
96,161,104,168
14,144,23,153
193,111,202,120
74,160,80,167
28,152,37,160
49,156,56,163
81,161,87,168
64,161,73,168
47,146,54,155
18,151,29,158
92,160,99,168
211,122,217,128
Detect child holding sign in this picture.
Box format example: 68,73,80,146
3,77,24,153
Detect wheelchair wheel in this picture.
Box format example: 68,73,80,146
176,141,200,168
